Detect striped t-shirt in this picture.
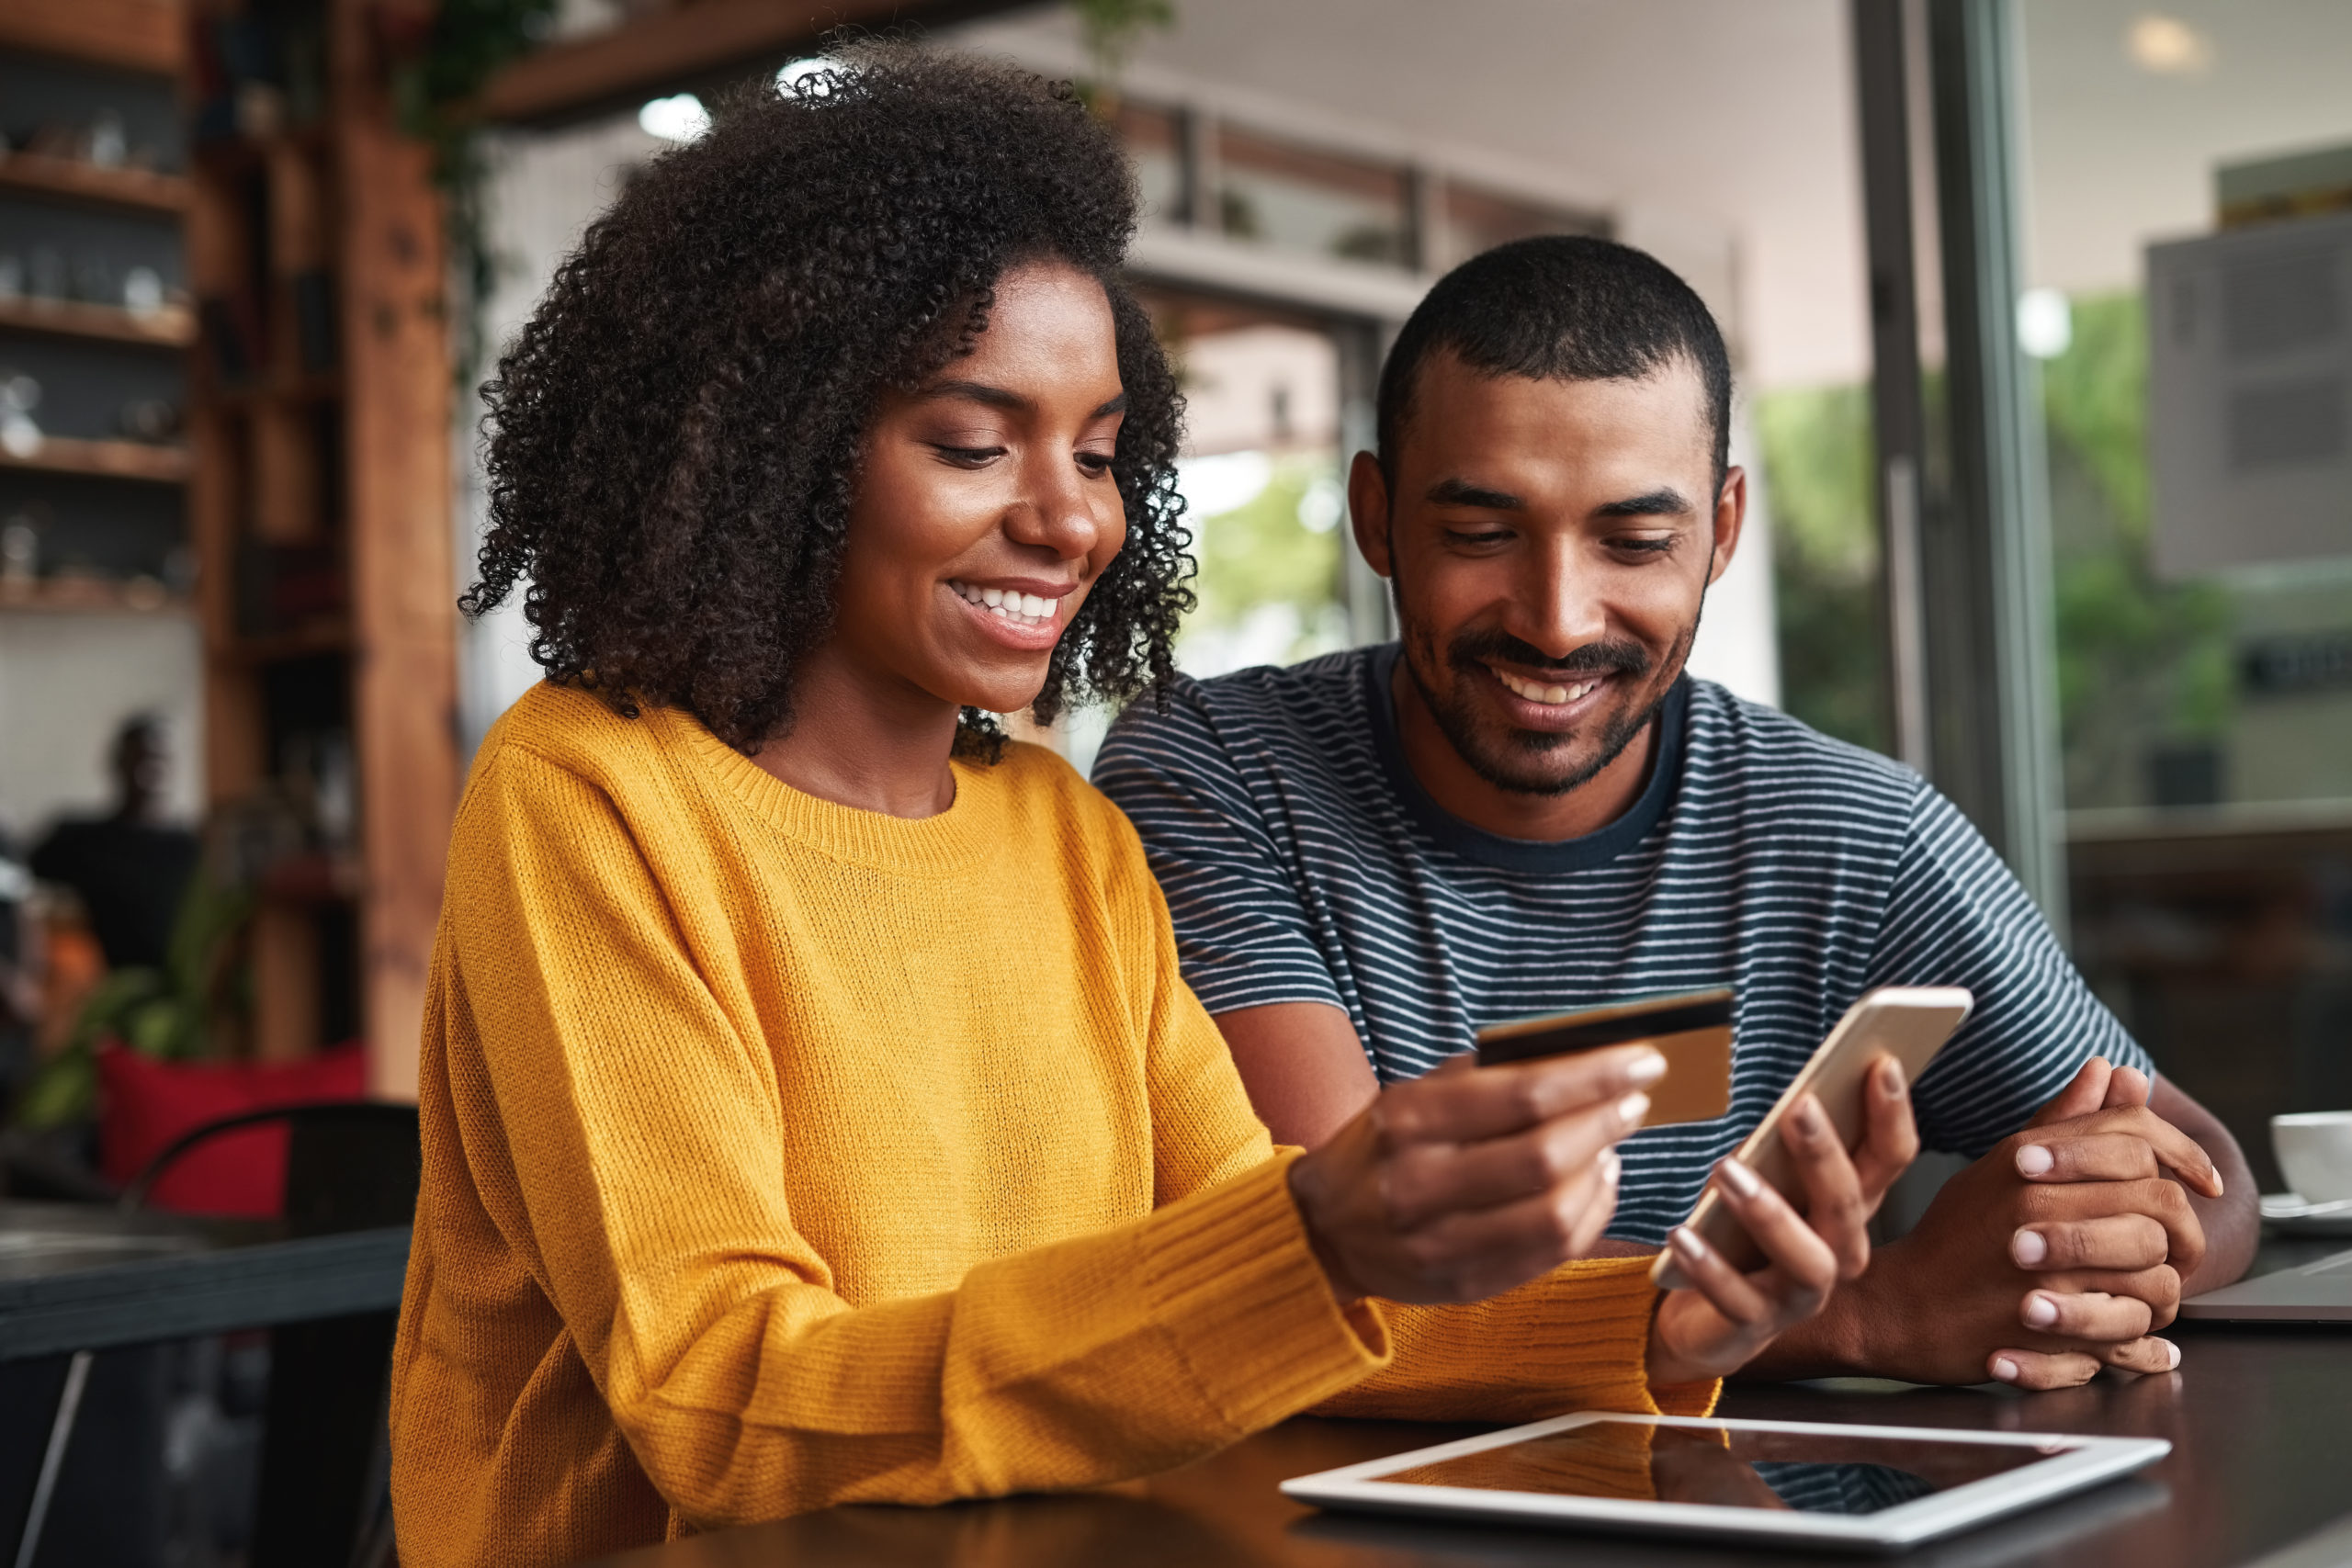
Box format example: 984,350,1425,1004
1093,644,2152,1246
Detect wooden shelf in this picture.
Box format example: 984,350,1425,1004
0,0,184,76
0,293,196,349
218,624,353,666
213,374,343,409
0,575,189,615
0,152,191,215
0,434,191,482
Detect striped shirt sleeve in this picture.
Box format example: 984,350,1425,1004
1094,685,1348,1017
1868,784,2154,1158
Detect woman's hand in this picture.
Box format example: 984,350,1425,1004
1288,1046,1665,1305
1645,1055,1919,1384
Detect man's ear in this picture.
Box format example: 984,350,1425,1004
1705,466,1747,587
1348,450,1395,580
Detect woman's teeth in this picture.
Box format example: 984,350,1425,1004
1494,669,1602,705
949,580,1056,627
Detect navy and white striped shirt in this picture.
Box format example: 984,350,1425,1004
1093,644,2151,1246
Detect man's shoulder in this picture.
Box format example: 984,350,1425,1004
1101,648,1377,773
1679,679,1922,817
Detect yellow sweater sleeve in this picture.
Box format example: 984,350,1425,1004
1093,812,1721,1426
445,748,1385,1525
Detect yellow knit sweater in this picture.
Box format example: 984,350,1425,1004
388,683,1712,1567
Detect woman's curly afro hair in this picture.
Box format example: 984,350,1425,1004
465,44,1189,757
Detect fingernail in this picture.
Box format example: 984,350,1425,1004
2023,1293,2058,1328
1618,1091,1652,1127
2016,1144,2054,1178
1719,1157,1762,1199
2011,1228,2047,1267
1992,1357,2020,1383
1603,1150,1623,1185
1626,1050,1668,1086
1792,1097,1825,1137
2165,1339,2181,1370
1879,1057,1906,1098
2211,1168,2224,1198
1671,1225,1711,1260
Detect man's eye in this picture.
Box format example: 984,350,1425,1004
1611,536,1678,557
1445,529,1514,547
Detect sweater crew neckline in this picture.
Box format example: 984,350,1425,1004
656,706,996,874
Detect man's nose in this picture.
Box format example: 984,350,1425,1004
1510,545,1608,658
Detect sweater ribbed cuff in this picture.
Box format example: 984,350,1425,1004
1142,1152,1386,1435
1510,1257,1683,1412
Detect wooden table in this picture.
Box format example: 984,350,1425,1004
590,1239,2352,1568
0,1200,410,1362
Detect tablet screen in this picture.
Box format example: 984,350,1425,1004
1369,1420,2077,1515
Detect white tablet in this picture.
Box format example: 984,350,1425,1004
1281,1412,2168,1552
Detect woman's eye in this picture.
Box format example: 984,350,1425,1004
933,445,1005,468
1076,450,1114,477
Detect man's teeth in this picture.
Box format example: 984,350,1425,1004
949,581,1056,626
1494,669,1602,705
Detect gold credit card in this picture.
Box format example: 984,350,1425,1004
1475,987,1735,1127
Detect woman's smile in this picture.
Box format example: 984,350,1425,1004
945,576,1071,650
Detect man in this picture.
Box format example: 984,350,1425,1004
1095,236,2255,1389
31,715,199,971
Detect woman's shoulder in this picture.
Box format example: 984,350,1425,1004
984,739,1147,856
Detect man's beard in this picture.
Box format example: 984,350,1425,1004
1399,620,1694,799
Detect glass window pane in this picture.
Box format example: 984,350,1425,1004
1214,127,1409,266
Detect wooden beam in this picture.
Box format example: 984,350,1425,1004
0,0,182,75
335,0,459,1101
476,0,1043,127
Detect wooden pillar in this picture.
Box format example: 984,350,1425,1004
334,0,458,1100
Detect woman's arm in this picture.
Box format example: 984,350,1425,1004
435,750,1386,1527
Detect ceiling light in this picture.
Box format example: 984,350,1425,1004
2126,15,2214,75
639,93,710,143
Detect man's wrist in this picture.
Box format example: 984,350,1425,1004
1736,1246,1887,1380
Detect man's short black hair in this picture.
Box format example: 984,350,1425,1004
1376,235,1733,491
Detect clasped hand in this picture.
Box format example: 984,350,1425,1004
1285,1046,1920,1385
1850,1057,2221,1388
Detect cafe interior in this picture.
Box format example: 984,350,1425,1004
0,0,2348,1562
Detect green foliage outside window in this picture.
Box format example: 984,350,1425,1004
1752,291,2233,807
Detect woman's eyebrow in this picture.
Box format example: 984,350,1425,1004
1095,391,1129,416
921,378,1030,412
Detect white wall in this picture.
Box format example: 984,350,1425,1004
0,611,204,843
456,113,666,761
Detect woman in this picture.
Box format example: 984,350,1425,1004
389,50,1918,1567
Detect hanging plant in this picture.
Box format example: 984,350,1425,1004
386,0,560,389
1069,0,1175,116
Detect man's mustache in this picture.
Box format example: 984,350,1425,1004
1445,630,1653,679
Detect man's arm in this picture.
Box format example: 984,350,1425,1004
1214,1002,1376,1150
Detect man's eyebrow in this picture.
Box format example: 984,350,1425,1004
918,378,1030,412
1594,488,1693,518
1425,477,1525,511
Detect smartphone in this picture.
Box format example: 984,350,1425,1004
1649,985,1973,1291
1476,987,1735,1128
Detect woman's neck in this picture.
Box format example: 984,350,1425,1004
748,646,963,819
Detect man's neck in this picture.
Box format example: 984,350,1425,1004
1388,658,1659,844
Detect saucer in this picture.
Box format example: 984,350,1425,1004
2261,1192,2352,1235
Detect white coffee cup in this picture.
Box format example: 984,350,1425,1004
2273,1111,2352,1204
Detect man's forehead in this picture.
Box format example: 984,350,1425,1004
1398,352,1714,493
